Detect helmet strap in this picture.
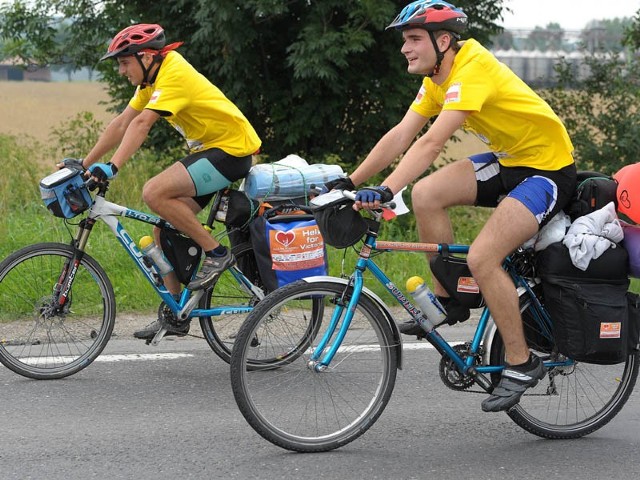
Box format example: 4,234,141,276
135,53,164,87
426,30,451,78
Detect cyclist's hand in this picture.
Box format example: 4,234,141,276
354,186,394,210
321,176,355,194
56,158,85,171
88,162,118,182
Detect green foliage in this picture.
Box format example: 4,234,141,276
540,53,640,173
1,0,505,166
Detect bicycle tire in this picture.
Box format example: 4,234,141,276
0,242,116,380
488,294,639,439
198,242,263,364
230,280,398,452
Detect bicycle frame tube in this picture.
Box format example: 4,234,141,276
88,195,260,318
89,196,174,301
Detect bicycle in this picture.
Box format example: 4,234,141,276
0,168,300,380
230,189,640,453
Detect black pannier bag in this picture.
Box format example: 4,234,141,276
429,245,485,309
538,242,629,364
221,189,261,228
159,230,203,285
627,292,640,353
566,171,618,221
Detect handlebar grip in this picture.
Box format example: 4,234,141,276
84,178,99,191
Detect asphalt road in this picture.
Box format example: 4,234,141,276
1,321,640,480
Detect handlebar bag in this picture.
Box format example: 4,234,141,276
40,167,93,218
250,207,328,293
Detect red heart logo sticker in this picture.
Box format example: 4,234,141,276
620,189,631,209
275,231,295,247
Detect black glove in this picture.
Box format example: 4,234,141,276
61,158,86,171
355,186,394,204
321,176,355,193
88,162,118,182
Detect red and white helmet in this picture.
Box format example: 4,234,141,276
100,24,166,61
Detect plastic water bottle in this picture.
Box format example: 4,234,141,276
243,163,345,200
139,235,174,276
406,276,446,327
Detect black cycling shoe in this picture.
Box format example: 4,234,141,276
399,296,470,338
481,354,546,412
133,319,190,340
133,302,190,340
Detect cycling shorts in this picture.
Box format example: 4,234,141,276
180,148,252,209
471,152,576,228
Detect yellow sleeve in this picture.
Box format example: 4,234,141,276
128,86,152,112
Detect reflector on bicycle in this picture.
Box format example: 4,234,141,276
40,167,93,219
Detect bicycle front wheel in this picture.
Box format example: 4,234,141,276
230,280,399,453
0,243,116,379
489,296,639,438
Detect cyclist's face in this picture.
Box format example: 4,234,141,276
401,28,437,75
117,55,145,86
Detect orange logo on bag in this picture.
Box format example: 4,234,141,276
457,276,480,294
269,225,325,271
600,322,621,339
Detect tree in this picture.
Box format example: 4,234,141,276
527,23,564,51
540,39,640,174
0,0,506,164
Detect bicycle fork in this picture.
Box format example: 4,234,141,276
53,219,95,310
307,276,363,372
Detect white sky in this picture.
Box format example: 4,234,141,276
502,0,639,30
0,0,637,31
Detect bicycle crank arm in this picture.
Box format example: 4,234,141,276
150,327,169,346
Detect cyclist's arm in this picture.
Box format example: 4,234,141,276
107,108,161,171
381,109,471,194
349,109,429,187
83,106,141,167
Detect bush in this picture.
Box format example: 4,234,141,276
541,52,640,174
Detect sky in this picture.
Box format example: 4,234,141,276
501,0,639,30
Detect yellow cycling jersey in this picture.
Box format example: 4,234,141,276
129,51,261,157
410,39,574,171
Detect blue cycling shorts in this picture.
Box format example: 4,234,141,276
471,152,576,228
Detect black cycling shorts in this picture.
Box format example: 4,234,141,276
180,148,252,209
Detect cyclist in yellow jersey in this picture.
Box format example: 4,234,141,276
67,24,262,340
324,1,576,412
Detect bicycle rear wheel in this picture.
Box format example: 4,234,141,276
0,243,115,379
230,280,398,452
199,242,263,364
489,295,639,438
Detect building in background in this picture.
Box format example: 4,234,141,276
0,57,51,81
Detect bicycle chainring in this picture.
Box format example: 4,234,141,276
438,343,480,391
157,302,187,330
